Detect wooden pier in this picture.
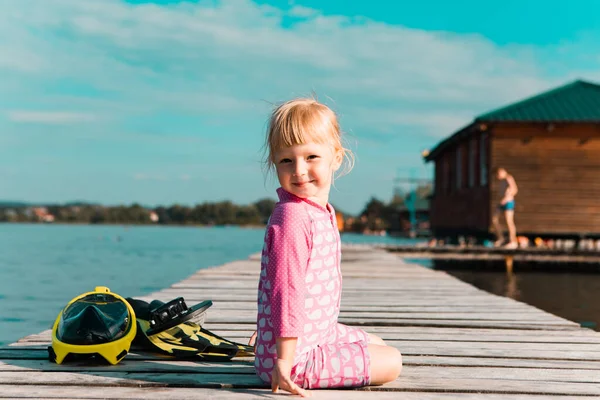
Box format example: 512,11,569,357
384,244,600,266
2,246,600,398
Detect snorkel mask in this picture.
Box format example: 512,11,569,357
49,286,136,365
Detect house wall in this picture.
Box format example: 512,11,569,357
490,123,600,236
430,131,490,238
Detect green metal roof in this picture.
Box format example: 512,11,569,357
424,79,600,161
476,79,600,122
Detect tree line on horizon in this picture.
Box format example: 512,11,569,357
0,183,432,232
0,199,278,226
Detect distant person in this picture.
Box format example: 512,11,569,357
492,167,518,248
248,97,402,396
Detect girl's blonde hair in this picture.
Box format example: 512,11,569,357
263,97,354,177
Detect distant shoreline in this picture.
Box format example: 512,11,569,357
0,221,268,229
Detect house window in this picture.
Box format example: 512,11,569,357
480,132,488,186
468,138,476,188
455,146,462,189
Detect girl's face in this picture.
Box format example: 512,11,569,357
274,141,342,207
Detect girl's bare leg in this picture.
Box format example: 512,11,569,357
368,344,402,385
368,333,386,345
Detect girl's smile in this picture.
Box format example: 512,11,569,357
274,142,342,207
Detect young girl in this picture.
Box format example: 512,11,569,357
250,98,402,396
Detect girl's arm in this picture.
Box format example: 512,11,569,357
272,337,310,397
267,203,311,339
276,337,297,362
264,203,312,397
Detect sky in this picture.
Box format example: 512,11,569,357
2,0,600,214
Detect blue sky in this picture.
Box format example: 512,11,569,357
2,0,600,214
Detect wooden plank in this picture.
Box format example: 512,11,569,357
389,376,600,396
147,296,525,306
387,345,600,361
13,325,600,345
9,333,600,355
335,326,600,338
118,301,549,312
213,328,600,342
386,340,600,354
127,315,580,330
186,330,600,345
0,370,266,388
4,343,600,363
125,307,570,323
0,370,599,396
1,360,600,385
142,290,521,300
402,366,600,383
0,385,590,400
0,347,254,361
387,252,600,263
3,349,600,371
404,355,600,370
184,318,584,330
0,359,255,374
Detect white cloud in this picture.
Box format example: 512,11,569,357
7,111,96,124
351,109,474,138
288,5,319,18
2,0,594,141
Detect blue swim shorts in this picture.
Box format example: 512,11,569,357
499,200,515,211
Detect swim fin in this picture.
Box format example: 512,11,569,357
126,297,254,361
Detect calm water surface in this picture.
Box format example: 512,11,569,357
420,259,600,332
0,224,415,345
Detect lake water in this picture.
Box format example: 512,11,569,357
0,223,415,345
422,259,600,332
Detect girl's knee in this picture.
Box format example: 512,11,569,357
391,347,403,378
384,346,403,381
369,345,402,385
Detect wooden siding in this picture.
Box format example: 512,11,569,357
430,187,489,236
491,123,600,236
430,132,490,237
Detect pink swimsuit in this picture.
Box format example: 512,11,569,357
255,188,371,389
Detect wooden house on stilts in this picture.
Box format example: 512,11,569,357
424,80,600,242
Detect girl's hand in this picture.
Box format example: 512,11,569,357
271,359,311,397
248,331,257,346
248,331,257,353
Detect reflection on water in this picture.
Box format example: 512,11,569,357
423,259,600,331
